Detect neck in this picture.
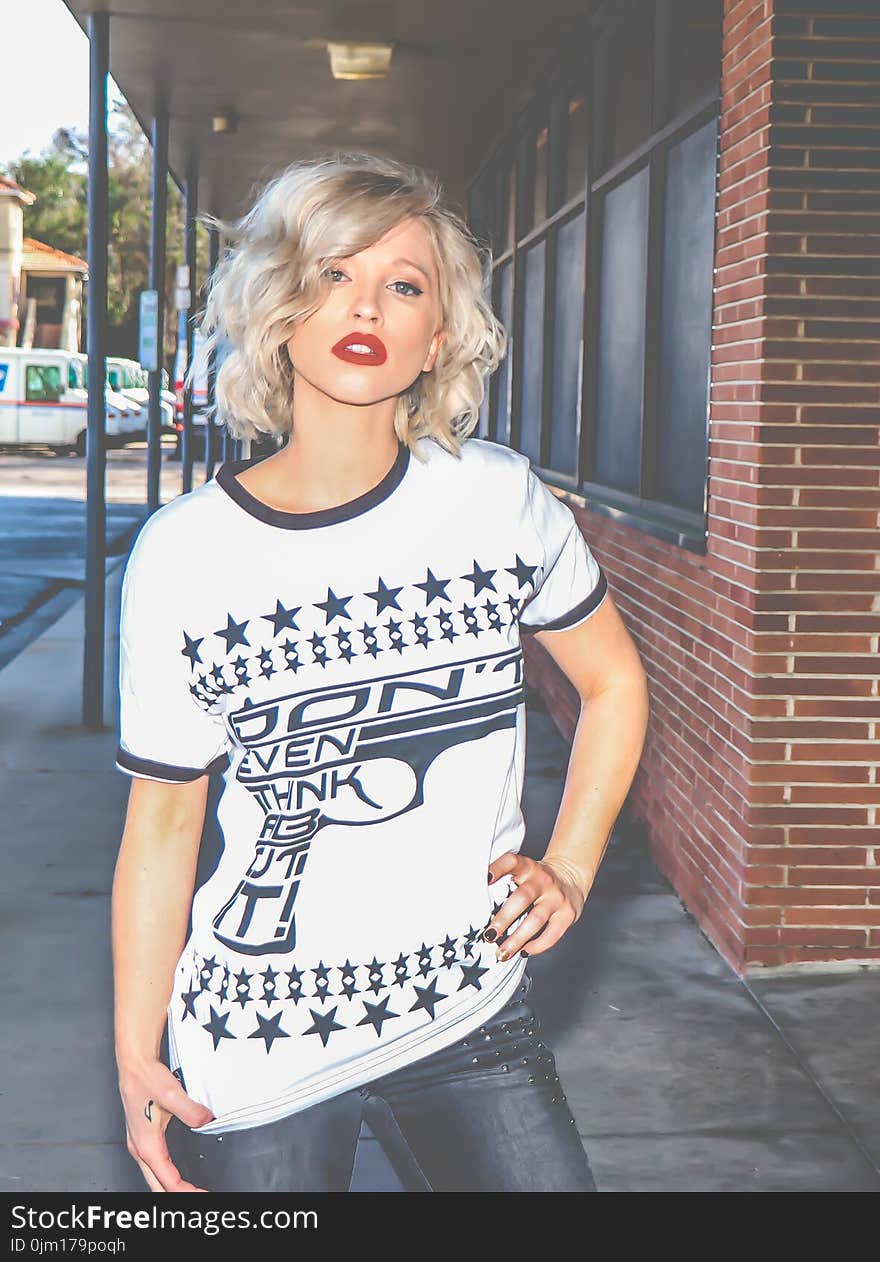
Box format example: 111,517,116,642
242,377,404,514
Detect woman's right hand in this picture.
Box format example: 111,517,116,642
119,1058,215,1192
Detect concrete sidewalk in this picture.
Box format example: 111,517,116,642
0,561,877,1192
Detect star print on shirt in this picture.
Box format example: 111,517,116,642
410,611,430,648
335,629,355,663
386,617,405,653
199,955,218,992
505,554,539,589
315,587,352,625
357,995,400,1037
281,639,301,672
233,969,252,1008
202,1006,235,1050
408,976,448,1019
461,559,497,595
180,985,200,1020
457,959,490,991
359,622,380,659
248,1010,290,1052
461,603,481,638
302,1005,346,1047
414,567,450,605
365,576,404,614
216,613,250,652
263,600,301,636
181,632,203,666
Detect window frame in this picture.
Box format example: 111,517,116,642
466,0,722,555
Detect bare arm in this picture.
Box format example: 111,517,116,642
112,775,216,1191
488,592,650,957
533,590,650,900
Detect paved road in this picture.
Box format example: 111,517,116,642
0,439,210,670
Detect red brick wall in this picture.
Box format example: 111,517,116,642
524,0,880,975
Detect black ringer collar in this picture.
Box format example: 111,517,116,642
215,439,411,530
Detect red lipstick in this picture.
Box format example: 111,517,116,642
331,332,388,365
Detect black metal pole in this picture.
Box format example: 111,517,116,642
181,158,198,493
205,224,219,478
147,104,168,515
83,8,109,731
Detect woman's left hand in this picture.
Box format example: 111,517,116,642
485,851,593,960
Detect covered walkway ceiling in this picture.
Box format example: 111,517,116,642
64,0,593,217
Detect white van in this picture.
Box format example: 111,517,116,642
72,354,147,439
0,346,134,454
107,356,176,431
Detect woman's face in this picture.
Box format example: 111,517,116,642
284,216,447,410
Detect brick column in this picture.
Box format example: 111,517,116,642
524,0,880,974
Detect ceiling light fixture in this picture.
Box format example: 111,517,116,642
327,41,394,80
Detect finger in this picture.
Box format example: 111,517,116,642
139,1135,205,1193
165,1082,215,1130
139,1151,207,1195
487,866,561,939
495,906,554,959
487,851,523,883
483,887,537,941
510,907,574,958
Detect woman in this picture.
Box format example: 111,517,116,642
112,151,649,1193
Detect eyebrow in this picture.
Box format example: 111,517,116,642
391,257,433,284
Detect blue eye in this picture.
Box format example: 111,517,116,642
323,268,421,296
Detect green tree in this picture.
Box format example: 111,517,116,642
1,96,209,368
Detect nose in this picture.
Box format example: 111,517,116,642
348,282,383,323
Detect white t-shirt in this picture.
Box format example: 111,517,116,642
116,434,607,1134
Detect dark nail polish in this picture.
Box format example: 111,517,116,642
520,950,529,957
487,870,494,882
484,927,497,942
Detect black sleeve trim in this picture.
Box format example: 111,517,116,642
115,746,230,782
520,569,608,633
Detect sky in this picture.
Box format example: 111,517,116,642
2,0,121,166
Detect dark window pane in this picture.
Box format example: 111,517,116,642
494,262,514,444
594,167,649,493
670,0,723,116
495,160,516,255
518,240,546,464
25,363,62,402
564,90,588,202
549,211,585,478
516,134,533,239
656,118,718,512
533,121,550,225
608,6,654,166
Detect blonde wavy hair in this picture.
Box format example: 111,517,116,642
188,150,508,460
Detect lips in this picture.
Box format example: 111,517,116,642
331,332,388,365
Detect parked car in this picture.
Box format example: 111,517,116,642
71,354,143,439
0,346,132,454
107,355,176,432
172,329,225,459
